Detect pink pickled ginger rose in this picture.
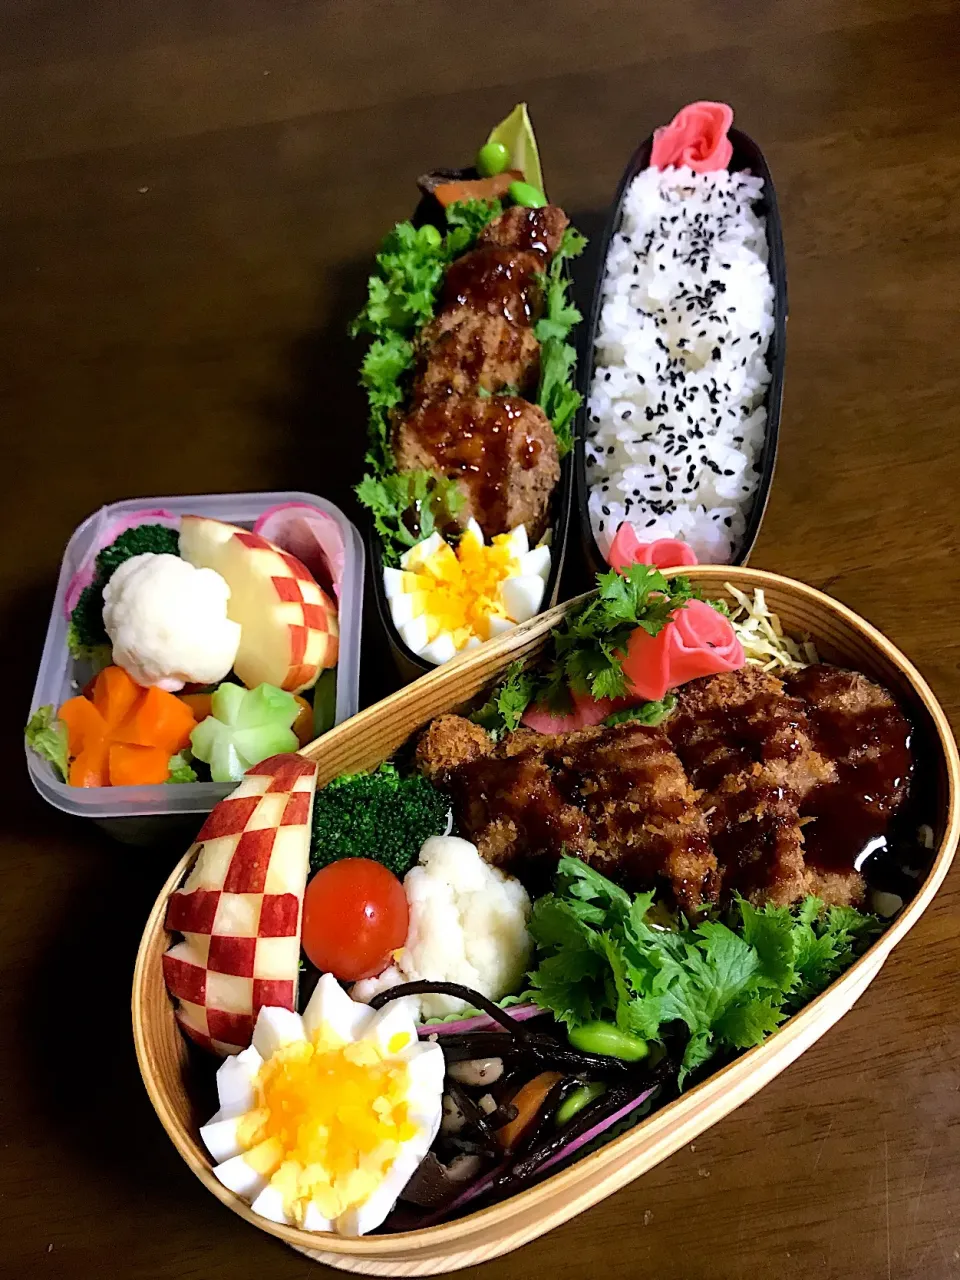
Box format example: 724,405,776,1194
650,101,734,174
622,599,744,701
607,523,698,573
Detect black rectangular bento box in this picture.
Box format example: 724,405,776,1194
371,128,786,683
574,128,788,579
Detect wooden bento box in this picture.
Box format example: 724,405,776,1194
133,566,960,1276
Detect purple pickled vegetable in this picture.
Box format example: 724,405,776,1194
539,1085,658,1174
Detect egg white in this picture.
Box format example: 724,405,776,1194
500,574,545,624
201,979,444,1235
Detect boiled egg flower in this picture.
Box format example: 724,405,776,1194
199,973,444,1235
383,522,551,665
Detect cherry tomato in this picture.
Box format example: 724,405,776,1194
301,858,408,981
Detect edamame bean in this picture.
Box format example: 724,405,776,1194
568,1021,650,1062
508,180,547,208
555,1081,607,1127
476,141,511,177
418,223,442,248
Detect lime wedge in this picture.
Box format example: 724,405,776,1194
487,102,544,199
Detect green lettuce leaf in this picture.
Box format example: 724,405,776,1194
25,706,69,781
167,752,198,784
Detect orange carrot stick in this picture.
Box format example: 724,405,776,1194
108,743,171,786
496,1071,565,1151
117,686,196,753
433,170,522,208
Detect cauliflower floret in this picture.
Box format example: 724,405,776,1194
102,553,241,692
352,835,532,1020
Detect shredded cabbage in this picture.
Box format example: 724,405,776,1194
726,583,818,672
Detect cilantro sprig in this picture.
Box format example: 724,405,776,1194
539,564,699,708
469,660,540,738
526,856,881,1086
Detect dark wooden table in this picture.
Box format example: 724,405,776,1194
3,2,959,1276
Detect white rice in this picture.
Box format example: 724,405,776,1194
586,165,775,563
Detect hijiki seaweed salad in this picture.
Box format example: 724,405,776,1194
352,104,586,665
160,563,931,1236
585,101,776,564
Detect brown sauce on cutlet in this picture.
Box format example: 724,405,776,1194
709,792,798,894
670,689,810,796
412,395,542,535
450,749,589,854
442,248,542,326
451,726,712,890
787,667,914,873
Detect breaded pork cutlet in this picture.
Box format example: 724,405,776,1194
393,393,559,543
784,665,914,903
416,714,493,781
416,715,716,915
668,667,838,906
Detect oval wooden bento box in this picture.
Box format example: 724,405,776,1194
133,567,960,1276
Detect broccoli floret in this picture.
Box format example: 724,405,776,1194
67,524,180,658
67,586,109,655
95,523,180,577
310,762,450,878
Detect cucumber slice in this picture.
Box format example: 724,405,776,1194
487,103,544,200
312,669,337,736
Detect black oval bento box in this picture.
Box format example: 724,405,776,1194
574,129,787,578
370,166,579,684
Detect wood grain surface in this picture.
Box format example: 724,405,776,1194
2,2,959,1278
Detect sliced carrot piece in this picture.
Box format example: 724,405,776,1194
292,695,314,747
178,692,213,723
69,741,111,788
433,170,522,209
91,666,143,728
58,696,108,756
496,1071,565,1151
116,685,196,753
108,742,171,786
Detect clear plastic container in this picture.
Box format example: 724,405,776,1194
26,491,364,843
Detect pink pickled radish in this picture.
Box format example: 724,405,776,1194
63,508,179,617
522,687,633,734
253,502,345,599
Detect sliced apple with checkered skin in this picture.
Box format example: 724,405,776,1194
179,515,338,695
161,753,318,1057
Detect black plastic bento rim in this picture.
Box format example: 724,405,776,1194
368,171,580,682
574,128,788,578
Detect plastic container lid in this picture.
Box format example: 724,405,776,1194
26,491,364,821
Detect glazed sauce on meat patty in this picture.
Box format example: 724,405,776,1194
489,207,561,256
786,666,914,873
441,247,544,326
410,395,543,534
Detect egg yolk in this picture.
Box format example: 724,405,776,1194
402,531,520,646
237,1030,415,1225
